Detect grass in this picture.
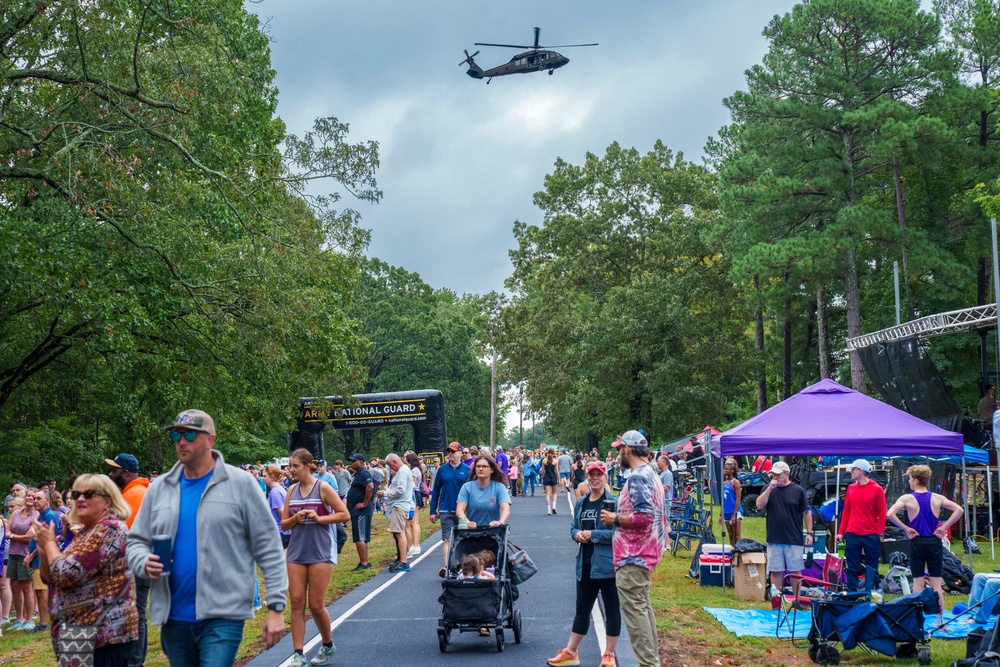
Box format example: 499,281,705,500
1,508,429,667
3,504,996,666
649,513,993,666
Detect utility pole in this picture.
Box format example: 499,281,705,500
489,349,497,449
518,385,523,450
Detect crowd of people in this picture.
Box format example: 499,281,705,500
0,412,680,667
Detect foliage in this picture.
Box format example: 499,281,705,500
0,0,378,482
499,142,754,446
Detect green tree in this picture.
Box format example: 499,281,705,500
1,1,378,479
500,142,753,445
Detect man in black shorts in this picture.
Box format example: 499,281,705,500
346,453,375,571
886,464,963,620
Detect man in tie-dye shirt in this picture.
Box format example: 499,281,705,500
601,430,668,667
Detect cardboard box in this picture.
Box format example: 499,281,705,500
733,552,768,601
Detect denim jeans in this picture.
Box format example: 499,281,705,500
969,574,1000,623
128,576,151,667
161,618,245,667
844,532,880,592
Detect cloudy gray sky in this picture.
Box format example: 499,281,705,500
247,1,799,296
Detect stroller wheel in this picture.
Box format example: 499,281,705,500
816,644,839,666
808,644,820,663
437,628,448,653
896,642,917,659
495,628,504,652
917,647,931,665
512,609,523,644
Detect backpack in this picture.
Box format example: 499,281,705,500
942,547,974,595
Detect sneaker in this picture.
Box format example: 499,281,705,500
600,651,617,667
552,508,557,515
31,624,49,634
957,616,980,625
310,644,336,665
289,653,308,667
546,648,580,666
20,621,35,632
547,508,552,515
388,562,410,573
438,567,447,578
9,621,23,631
411,546,421,556
352,563,372,571
0,617,9,627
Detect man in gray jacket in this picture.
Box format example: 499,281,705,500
126,409,288,666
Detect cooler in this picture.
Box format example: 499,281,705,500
699,554,733,586
804,529,828,554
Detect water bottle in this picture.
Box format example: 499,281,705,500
458,516,468,531
804,543,814,569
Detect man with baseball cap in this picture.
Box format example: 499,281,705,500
601,430,667,667
107,452,151,667
346,453,375,570
756,460,813,609
837,458,886,593
126,409,288,665
429,442,471,573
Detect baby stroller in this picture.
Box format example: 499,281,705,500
437,524,523,652
807,587,938,665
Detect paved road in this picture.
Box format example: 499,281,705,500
248,488,638,667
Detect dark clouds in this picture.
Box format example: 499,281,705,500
248,1,796,295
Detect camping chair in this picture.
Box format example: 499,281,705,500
670,495,709,556
775,554,846,644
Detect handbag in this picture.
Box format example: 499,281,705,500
56,578,132,667
507,541,538,584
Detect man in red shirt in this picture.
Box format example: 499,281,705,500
836,459,886,593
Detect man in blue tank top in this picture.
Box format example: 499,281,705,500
886,464,964,619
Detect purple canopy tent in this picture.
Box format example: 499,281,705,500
709,379,967,563
711,379,963,458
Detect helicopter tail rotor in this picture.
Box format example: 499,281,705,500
459,49,480,66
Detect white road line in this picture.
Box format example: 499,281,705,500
565,488,608,655
276,540,443,667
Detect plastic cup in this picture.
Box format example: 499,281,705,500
603,499,616,514
151,534,173,575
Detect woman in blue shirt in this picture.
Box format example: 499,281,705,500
456,456,511,528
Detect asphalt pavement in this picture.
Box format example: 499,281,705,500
246,486,638,667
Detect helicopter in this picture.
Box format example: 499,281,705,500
461,27,597,83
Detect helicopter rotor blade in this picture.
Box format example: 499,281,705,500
459,49,480,66
534,26,540,49
539,43,599,48
474,42,533,49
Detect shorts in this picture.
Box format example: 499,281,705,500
32,567,47,592
439,512,457,541
389,507,408,534
909,535,943,578
766,543,804,573
351,511,373,543
559,472,571,480
8,555,32,581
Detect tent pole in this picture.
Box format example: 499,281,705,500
989,460,995,560
708,429,725,592
834,464,841,554
963,456,974,571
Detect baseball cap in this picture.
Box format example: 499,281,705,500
165,409,216,435
105,453,139,473
447,442,461,452
847,458,873,473
771,461,791,474
611,439,624,449
619,430,648,447
586,461,607,474
348,453,365,462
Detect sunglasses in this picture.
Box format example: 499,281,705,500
169,430,199,443
70,490,109,501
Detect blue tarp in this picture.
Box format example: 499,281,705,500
703,607,983,640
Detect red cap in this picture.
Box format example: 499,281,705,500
447,442,461,452
586,461,607,474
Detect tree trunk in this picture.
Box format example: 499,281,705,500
783,278,792,400
845,247,866,393
817,286,829,379
754,274,767,413
892,151,914,320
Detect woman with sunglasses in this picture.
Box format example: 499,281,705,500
33,474,137,666
7,492,38,630
455,456,511,530
281,448,349,666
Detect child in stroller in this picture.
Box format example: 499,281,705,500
459,553,496,581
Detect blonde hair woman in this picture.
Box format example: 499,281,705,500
34,474,137,665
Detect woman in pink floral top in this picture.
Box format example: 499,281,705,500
7,495,38,629
34,474,137,666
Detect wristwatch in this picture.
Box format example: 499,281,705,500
267,602,285,613
613,514,621,527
